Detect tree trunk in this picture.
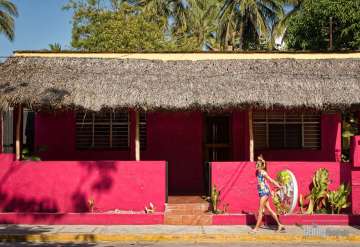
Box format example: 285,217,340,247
238,16,245,50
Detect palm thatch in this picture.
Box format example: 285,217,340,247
0,55,359,111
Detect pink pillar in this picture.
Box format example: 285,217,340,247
321,113,342,162
0,113,2,153
350,136,360,214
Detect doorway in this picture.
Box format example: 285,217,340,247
204,114,232,194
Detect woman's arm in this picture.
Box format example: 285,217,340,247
263,171,281,188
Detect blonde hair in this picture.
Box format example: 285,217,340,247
256,155,267,171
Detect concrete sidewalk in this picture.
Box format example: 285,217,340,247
0,225,359,243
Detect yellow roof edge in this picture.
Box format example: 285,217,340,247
13,52,360,60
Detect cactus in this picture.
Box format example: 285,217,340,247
211,185,220,214
299,168,351,214
328,184,351,214
145,202,156,214
88,197,95,213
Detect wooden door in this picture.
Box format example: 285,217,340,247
204,115,232,162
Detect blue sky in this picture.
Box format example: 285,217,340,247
0,0,72,58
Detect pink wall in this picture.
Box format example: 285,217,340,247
211,161,352,214
34,112,132,161
350,136,360,214
35,111,204,195
30,110,342,195
0,155,166,213
142,112,203,195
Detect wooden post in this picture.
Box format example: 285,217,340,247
249,109,254,162
135,111,140,161
329,16,333,50
15,105,23,161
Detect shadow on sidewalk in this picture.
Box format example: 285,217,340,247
0,244,105,247
0,225,110,246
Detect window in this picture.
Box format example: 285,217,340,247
76,111,147,150
76,111,129,150
1,108,35,153
140,113,147,150
253,111,321,150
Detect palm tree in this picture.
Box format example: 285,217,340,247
218,0,284,50
48,43,62,52
0,0,18,41
271,0,302,48
138,0,191,35
186,0,222,50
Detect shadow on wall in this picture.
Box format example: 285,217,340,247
0,160,118,215
72,161,117,213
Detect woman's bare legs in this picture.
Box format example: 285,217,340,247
253,196,268,231
265,200,285,231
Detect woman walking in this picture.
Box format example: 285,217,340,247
252,155,285,232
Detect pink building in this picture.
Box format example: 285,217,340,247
0,52,359,225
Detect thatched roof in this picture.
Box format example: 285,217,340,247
0,53,360,111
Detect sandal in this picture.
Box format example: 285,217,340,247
277,225,286,233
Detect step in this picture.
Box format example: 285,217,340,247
164,214,212,225
165,203,210,215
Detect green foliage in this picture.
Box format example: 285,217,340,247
328,184,351,214
342,112,358,162
0,0,18,41
218,0,287,50
277,170,291,185
48,43,62,52
299,168,351,214
64,0,360,51
286,0,360,50
21,147,41,161
184,0,222,50
210,185,229,214
273,170,293,214
210,185,220,213
272,191,283,214
67,3,174,52
300,168,329,214
65,0,200,51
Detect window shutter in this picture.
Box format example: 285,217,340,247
253,111,321,150
93,111,111,148
111,112,129,149
76,112,93,149
303,113,321,149
253,112,267,149
76,111,130,150
140,113,147,150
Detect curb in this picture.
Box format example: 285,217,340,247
0,233,360,243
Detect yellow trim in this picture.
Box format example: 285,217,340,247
1,233,360,243
13,52,360,61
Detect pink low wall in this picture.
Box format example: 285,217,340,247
211,161,352,214
0,154,167,213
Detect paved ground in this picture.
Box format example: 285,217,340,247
0,243,357,247
1,224,359,235
0,225,358,244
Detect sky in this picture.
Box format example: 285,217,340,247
0,0,72,58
